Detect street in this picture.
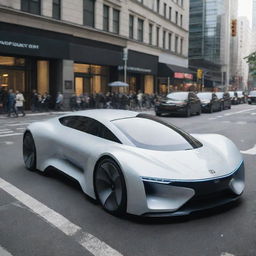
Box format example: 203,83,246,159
0,104,256,256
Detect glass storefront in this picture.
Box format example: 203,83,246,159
74,63,109,95
37,60,49,95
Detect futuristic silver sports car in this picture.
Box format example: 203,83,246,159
23,110,245,217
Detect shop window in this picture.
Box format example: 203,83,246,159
21,0,41,15
103,5,109,32
144,75,154,94
0,56,25,66
0,70,25,93
53,0,61,20
83,0,95,27
37,60,49,95
113,9,120,34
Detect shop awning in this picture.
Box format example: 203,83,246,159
158,63,195,79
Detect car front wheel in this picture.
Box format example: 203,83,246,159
23,132,37,171
94,158,127,216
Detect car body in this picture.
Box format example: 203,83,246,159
229,91,239,105
236,91,245,104
155,92,201,117
197,92,221,113
215,92,232,110
248,91,256,104
23,110,244,217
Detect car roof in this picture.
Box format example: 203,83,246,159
62,109,138,122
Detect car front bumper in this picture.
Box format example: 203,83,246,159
155,104,187,114
141,161,244,217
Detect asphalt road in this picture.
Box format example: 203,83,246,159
0,105,256,256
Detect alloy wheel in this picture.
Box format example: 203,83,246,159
23,133,36,171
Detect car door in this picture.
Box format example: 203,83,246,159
212,93,219,111
188,93,196,113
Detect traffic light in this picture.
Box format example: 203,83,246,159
197,69,203,79
231,19,237,37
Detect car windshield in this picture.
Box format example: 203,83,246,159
167,92,188,101
112,114,202,151
197,93,212,100
215,92,223,99
249,91,256,96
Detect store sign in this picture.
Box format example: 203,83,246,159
118,66,152,73
174,72,193,80
0,40,39,50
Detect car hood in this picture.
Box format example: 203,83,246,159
117,134,242,181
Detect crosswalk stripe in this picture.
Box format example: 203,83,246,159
0,246,13,256
0,177,123,256
0,131,13,134
0,133,22,137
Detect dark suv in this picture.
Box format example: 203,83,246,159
215,92,231,110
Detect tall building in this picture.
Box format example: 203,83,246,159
0,0,191,108
189,0,231,90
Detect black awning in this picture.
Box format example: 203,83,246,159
158,63,194,77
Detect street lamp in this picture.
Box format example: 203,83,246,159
123,48,128,84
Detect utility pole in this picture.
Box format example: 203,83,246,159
123,48,128,83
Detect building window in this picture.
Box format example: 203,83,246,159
180,38,183,54
169,7,172,21
164,3,167,18
129,15,134,39
175,35,178,53
149,24,153,45
113,9,120,34
168,33,172,51
103,5,109,31
137,18,144,42
163,31,166,49
175,11,178,24
21,0,41,15
157,0,160,13
52,0,61,20
83,0,95,27
180,14,183,27
156,27,160,47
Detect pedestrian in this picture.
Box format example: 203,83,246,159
69,94,77,111
31,89,38,112
0,86,4,114
7,89,18,117
137,90,143,110
15,90,26,117
55,92,64,111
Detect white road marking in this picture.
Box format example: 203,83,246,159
221,121,231,124
4,141,14,145
0,177,123,256
16,127,26,130
0,129,11,132
0,133,22,137
0,246,13,256
221,253,235,256
0,131,14,134
208,118,217,120
240,145,256,155
217,116,223,118
224,108,255,116
7,123,31,126
251,112,256,115
236,121,247,125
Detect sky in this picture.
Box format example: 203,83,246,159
238,0,253,26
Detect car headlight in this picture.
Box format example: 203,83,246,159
141,176,172,184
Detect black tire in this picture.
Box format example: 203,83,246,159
94,158,127,216
249,102,252,105
155,112,161,116
185,107,191,117
23,132,37,171
209,105,213,113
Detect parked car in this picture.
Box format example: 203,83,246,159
229,91,239,105
215,92,232,110
155,92,201,117
236,91,245,104
197,92,221,113
248,90,256,104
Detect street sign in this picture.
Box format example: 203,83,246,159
123,48,128,61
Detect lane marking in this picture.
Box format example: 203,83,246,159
236,121,247,125
0,246,14,256
0,133,23,137
251,112,256,115
0,131,14,134
208,117,217,120
0,129,11,132
224,108,255,116
0,177,123,256
7,123,31,127
221,253,235,256
240,145,256,155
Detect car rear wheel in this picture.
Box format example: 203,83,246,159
209,105,213,113
186,107,191,117
155,111,161,116
94,158,127,216
23,132,36,171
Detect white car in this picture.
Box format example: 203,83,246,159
23,110,245,216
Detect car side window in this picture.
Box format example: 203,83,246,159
59,116,121,143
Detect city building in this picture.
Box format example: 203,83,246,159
230,17,251,90
0,0,190,109
189,0,231,90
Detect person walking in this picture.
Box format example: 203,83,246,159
55,92,64,111
7,89,18,117
31,89,38,112
15,90,26,117
137,90,143,110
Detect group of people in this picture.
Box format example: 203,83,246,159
69,91,158,111
0,87,159,117
0,87,26,117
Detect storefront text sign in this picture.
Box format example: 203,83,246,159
174,72,193,80
118,66,152,73
0,40,39,50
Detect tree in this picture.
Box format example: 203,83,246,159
244,52,256,77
